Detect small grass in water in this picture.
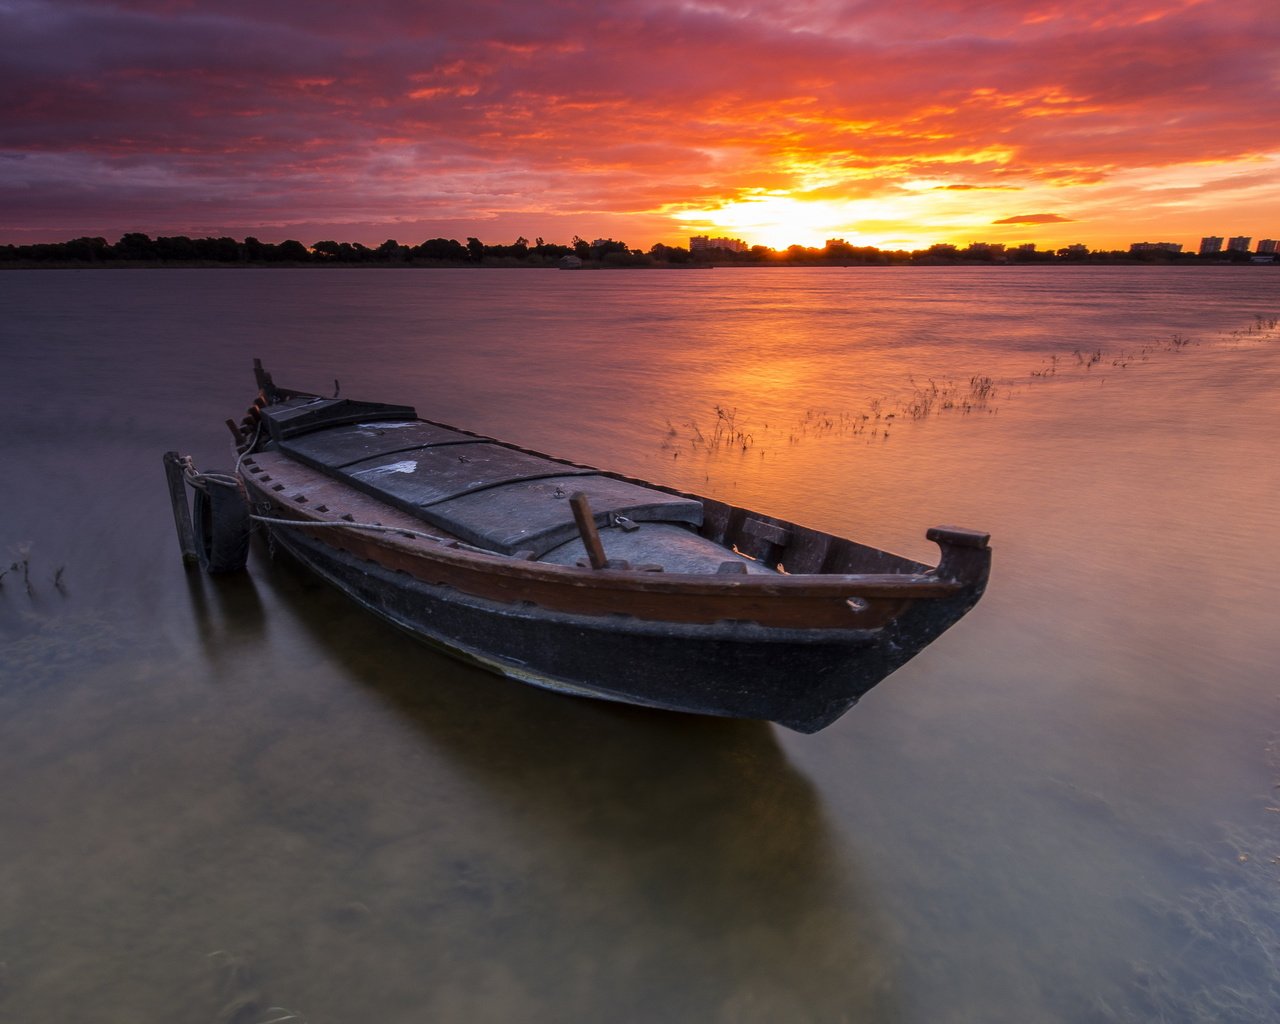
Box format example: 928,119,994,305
655,315,1280,460
0,543,69,600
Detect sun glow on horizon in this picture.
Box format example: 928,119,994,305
671,190,977,251
673,194,865,249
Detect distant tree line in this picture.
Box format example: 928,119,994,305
0,231,1264,267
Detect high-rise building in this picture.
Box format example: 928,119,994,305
1199,236,1224,255
1257,239,1278,255
1227,236,1252,252
689,236,747,253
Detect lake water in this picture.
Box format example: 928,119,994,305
1,266,1278,1023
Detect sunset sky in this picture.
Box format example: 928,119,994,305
3,0,1278,252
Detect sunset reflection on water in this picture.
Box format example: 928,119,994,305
1,266,1278,1022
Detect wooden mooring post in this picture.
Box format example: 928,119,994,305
162,451,200,567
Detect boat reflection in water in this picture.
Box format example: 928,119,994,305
175,546,904,1021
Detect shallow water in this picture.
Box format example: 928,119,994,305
1,266,1278,1022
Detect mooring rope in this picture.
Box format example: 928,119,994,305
234,419,262,475
180,455,239,493
179,416,260,493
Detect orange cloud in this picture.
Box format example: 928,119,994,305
0,0,1276,250
993,213,1075,224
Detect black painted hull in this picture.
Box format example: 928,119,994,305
268,526,975,733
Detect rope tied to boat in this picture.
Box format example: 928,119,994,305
179,455,239,494
235,419,262,473
247,513,500,556
181,424,260,492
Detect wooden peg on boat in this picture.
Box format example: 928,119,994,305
569,492,608,569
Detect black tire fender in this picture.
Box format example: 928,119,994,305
192,476,251,573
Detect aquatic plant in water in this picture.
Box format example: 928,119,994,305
654,315,1280,463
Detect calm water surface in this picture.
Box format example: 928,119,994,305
1,267,1278,1022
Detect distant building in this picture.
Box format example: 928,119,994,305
1199,236,1224,255
1130,241,1183,254
689,235,747,253
1257,239,1278,255
1227,236,1252,253
558,255,583,270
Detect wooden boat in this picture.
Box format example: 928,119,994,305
172,360,991,733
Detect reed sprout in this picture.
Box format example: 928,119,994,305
0,544,69,598
2,544,35,596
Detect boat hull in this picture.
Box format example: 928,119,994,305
266,524,976,733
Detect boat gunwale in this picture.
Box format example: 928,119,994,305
237,374,989,631
240,455,966,600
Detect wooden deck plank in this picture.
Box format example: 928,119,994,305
262,397,417,440
422,473,703,555
279,420,476,469
343,441,595,508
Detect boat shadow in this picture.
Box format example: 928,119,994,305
210,543,907,1019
